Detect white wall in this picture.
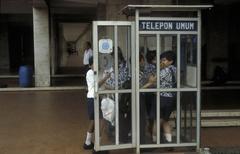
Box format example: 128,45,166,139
59,23,91,67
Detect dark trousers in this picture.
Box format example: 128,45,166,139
84,65,90,75
140,93,147,144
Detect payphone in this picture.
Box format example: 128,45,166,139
93,5,213,154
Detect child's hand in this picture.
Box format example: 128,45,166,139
148,75,157,83
160,62,165,69
104,72,111,80
142,75,157,89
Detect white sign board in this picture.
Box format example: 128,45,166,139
99,39,113,54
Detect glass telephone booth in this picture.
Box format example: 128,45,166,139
92,5,213,154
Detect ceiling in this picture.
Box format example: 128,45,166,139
214,0,240,5
49,0,100,8
1,0,240,14
0,0,103,14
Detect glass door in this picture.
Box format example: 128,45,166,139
93,21,135,151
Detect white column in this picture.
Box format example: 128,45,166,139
33,7,50,87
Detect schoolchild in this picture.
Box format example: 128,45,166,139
143,50,176,143
83,56,110,150
159,51,176,143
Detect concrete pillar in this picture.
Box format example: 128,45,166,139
33,7,50,87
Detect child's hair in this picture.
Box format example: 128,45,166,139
146,50,156,64
160,51,176,65
89,56,93,66
86,41,91,48
111,46,126,63
139,54,145,62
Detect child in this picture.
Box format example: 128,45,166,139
144,51,176,143
83,56,110,150
159,51,176,143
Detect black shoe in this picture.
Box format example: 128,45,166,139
83,142,94,150
161,137,172,144
92,150,109,154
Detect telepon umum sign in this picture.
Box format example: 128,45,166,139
139,20,197,31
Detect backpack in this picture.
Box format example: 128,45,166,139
119,79,131,115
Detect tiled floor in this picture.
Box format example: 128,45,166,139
0,90,240,154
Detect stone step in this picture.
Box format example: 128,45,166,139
201,118,240,127
171,109,240,118
169,110,240,127
201,109,240,117
169,117,240,127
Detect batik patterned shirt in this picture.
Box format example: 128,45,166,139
160,65,176,97
139,63,156,88
105,62,129,89
145,63,156,76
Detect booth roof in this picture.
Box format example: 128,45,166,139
120,5,214,16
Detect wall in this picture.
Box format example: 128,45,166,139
1,0,32,14
228,4,240,80
75,25,91,67
58,23,91,67
205,6,229,80
0,23,10,72
59,24,68,67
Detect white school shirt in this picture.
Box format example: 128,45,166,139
83,48,93,65
86,69,94,98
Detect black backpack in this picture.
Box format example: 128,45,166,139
119,79,131,115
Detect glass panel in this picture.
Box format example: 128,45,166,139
180,92,197,143
139,35,157,89
99,26,132,90
119,92,132,143
159,35,177,89
99,94,116,146
117,26,131,89
97,26,115,90
99,93,132,145
160,92,177,144
139,92,157,144
180,35,197,88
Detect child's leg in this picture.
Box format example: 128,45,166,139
160,97,174,143
88,120,94,133
163,120,172,142
84,98,95,149
151,120,157,142
148,94,156,142
85,120,94,145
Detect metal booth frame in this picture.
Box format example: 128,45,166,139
93,5,213,154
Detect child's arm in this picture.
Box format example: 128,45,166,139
141,75,157,89
98,73,110,87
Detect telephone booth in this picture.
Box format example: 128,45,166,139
93,5,213,153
